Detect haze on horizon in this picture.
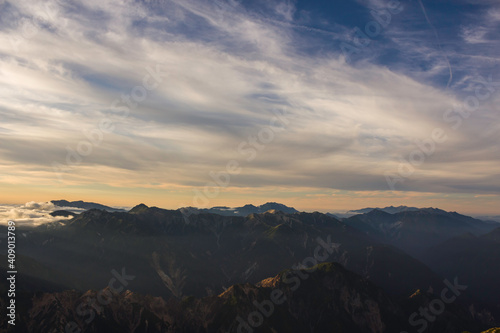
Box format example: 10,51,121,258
0,0,499,216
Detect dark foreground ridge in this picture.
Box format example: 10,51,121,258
1,263,495,333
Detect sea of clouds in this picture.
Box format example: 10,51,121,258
0,201,84,226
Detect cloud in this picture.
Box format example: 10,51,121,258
274,1,296,22
461,26,488,44
0,201,75,226
0,0,498,206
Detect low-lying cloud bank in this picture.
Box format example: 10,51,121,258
0,201,81,226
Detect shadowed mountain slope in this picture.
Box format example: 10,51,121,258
4,205,443,301
344,208,497,256
0,263,490,333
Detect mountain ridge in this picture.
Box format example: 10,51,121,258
180,201,299,217
6,206,444,301
343,208,498,256
1,262,492,333
51,199,125,212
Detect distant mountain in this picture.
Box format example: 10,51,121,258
1,263,489,333
344,208,498,256
325,212,340,219
181,201,298,216
475,215,500,223
51,199,125,212
348,205,420,215
50,210,78,218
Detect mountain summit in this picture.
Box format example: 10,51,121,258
182,202,298,216
51,199,125,212
348,205,420,215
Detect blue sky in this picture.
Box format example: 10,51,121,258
0,0,499,215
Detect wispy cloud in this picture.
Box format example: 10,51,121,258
0,0,498,212
461,26,489,44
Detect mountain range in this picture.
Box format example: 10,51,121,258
180,202,299,216
2,204,443,299
347,205,420,215
1,201,499,332
343,208,498,257
51,199,126,212
51,200,299,216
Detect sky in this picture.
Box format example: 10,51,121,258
0,0,499,216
